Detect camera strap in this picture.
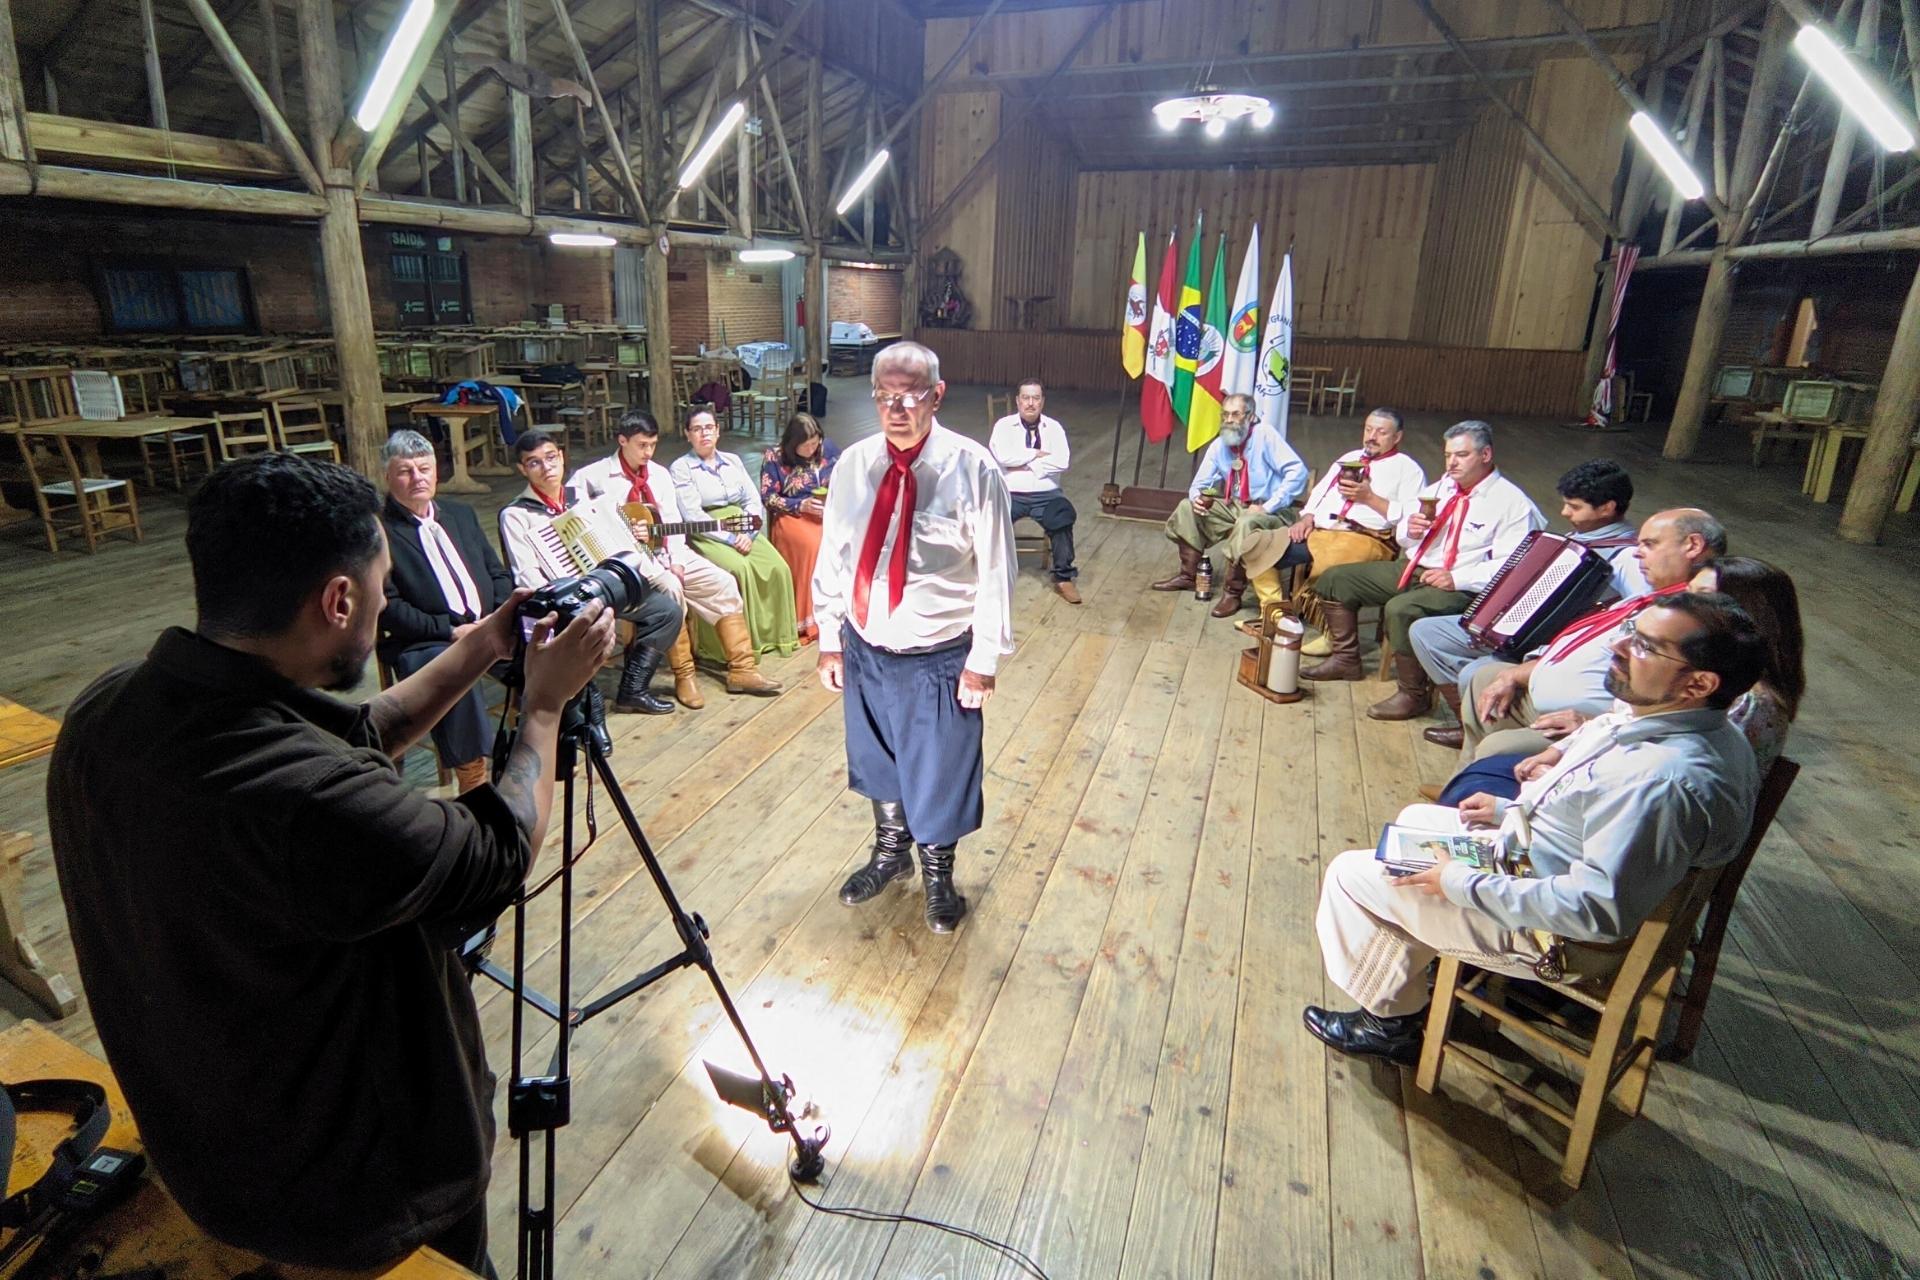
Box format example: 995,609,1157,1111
0,1079,112,1228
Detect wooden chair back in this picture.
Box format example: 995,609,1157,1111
985,392,1013,427
211,411,276,461
271,400,341,462
6,429,142,554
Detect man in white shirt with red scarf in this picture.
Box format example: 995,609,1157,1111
575,409,781,706
1304,420,1544,721
814,341,1017,935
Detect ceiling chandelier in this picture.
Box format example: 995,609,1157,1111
1152,91,1276,138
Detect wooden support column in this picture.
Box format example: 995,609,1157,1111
1839,257,1920,541
258,0,284,113
0,0,33,168
507,0,533,214
184,0,324,193
634,0,674,424
442,37,466,203
1903,0,1920,111
1662,39,1715,254
139,0,170,130
1812,0,1880,238
803,48,826,378
297,0,386,478
549,0,649,222
734,22,752,239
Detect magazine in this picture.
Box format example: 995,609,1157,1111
1374,824,1503,877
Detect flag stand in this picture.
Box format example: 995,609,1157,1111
1101,374,1186,523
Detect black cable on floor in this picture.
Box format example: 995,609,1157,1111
788,1170,1052,1280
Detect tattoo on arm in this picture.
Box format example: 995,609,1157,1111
497,739,544,836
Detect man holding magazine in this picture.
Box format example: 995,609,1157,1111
1303,592,1766,1065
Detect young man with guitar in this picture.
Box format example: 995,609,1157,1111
575,411,782,704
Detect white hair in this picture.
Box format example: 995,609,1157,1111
382,429,435,463
871,340,941,390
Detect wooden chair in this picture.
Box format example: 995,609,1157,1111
1666,757,1801,1060
210,410,277,462
1318,366,1361,416
985,392,1012,427
137,422,216,490
1414,757,1800,1188
270,399,342,463
5,430,143,554
1748,379,1837,468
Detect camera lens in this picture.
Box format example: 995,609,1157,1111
580,551,647,615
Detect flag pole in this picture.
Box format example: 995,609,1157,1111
1102,371,1129,509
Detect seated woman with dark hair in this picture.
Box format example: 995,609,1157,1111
759,412,840,644
669,406,799,662
1438,555,1805,804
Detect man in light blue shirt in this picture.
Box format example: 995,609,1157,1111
1149,393,1309,619
1304,592,1764,1066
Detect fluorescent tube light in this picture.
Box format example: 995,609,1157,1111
678,101,748,190
1628,111,1706,201
549,232,617,248
739,248,796,262
353,0,439,133
834,149,891,217
1794,25,1916,152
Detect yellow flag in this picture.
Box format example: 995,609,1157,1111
1121,232,1148,379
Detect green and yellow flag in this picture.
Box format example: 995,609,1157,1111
1171,215,1204,422
1121,231,1148,379
1187,233,1230,452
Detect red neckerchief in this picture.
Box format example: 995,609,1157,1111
851,433,932,627
1226,438,1252,504
1398,472,1481,589
534,486,569,516
1542,581,1688,664
1339,446,1399,518
619,454,657,509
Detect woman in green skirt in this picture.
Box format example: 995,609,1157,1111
669,406,800,662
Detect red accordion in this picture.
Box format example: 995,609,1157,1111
1459,531,1628,658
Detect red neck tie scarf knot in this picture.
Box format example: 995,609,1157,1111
1543,581,1687,663
619,455,657,509
1398,473,1480,589
1227,441,1252,504
536,486,569,517
852,433,932,627
1338,447,1398,518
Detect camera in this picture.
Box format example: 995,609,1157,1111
518,550,649,628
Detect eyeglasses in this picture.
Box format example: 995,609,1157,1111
687,422,719,436
871,389,933,412
1619,616,1691,666
521,453,564,470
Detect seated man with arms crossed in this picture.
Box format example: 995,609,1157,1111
378,429,516,792
989,378,1082,605
1453,507,1724,767
1408,458,1644,748
1304,420,1544,721
1233,406,1427,636
1304,591,1764,1065
574,409,782,706
498,430,686,715
49,454,616,1272
1149,392,1309,618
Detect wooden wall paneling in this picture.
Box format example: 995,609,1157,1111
924,90,1001,327
991,124,1079,330
1410,90,1530,346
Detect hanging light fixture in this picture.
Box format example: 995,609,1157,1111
1151,92,1275,137
1793,24,1916,152
1628,111,1706,201
549,232,617,248
835,149,892,216
678,101,748,191
354,0,439,131
739,247,797,263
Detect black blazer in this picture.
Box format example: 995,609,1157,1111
379,494,515,664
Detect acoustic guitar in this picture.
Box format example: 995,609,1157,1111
622,502,762,549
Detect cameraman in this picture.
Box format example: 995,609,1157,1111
47,455,616,1273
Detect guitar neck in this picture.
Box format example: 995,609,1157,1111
654,519,727,537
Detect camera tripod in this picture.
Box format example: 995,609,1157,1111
475,686,827,1280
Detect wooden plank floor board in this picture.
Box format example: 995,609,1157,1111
4,387,1918,1278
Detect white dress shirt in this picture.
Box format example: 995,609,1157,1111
1393,469,1545,592
668,449,764,549
1573,519,1650,599
989,413,1070,495
1187,422,1309,513
415,502,483,617
1297,448,1429,532
574,454,690,560
813,421,1017,676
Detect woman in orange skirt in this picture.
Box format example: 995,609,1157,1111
759,412,840,643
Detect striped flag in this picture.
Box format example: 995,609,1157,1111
1122,232,1148,379
1187,233,1229,453
1253,250,1295,440
1586,243,1640,428
1141,230,1179,444
1219,223,1262,399
1171,215,1204,423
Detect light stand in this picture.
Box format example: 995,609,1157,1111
475,684,828,1280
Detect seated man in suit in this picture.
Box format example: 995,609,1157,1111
1149,393,1309,618
378,430,514,792
498,431,684,716
1305,591,1764,1066
1407,458,1645,748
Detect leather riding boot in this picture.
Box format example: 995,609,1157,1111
615,643,674,714
918,843,969,934
1151,541,1203,591
839,799,915,905
452,759,489,792
667,620,704,709
1300,601,1365,681
1368,651,1435,721
1211,561,1249,618
1423,683,1465,749
716,613,783,696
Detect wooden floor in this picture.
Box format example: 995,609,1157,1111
3,383,1918,1279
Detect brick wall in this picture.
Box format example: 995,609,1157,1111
828,265,903,336
463,237,539,325
706,256,785,345
667,259,709,353
536,244,615,323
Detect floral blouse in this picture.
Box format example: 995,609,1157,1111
1729,685,1793,777
759,438,841,517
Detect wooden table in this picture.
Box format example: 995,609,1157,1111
0,1021,477,1278
2,415,217,489
313,389,435,410
408,401,510,493
0,696,74,1019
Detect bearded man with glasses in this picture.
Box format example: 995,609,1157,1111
812,341,1017,935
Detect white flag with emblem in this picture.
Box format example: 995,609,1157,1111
1219,224,1261,399
1252,250,1294,440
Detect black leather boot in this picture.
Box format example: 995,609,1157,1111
918,843,969,934
615,643,674,714
840,799,915,905
1301,1004,1427,1066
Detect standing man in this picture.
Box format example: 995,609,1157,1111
989,378,1081,605
814,341,1016,935
1149,393,1309,618
498,431,684,715
574,410,782,706
378,430,516,792
1303,421,1544,721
